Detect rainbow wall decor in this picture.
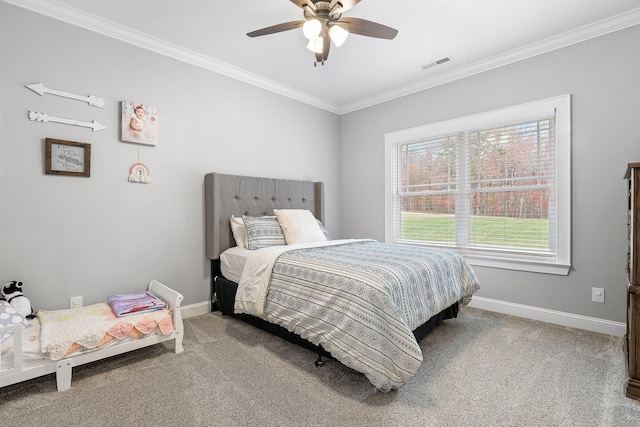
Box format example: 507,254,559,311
129,162,150,184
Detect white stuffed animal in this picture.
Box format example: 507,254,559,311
1,281,35,319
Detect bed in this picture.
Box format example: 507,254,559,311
205,172,480,391
0,280,184,391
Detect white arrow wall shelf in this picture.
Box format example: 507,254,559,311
28,111,107,132
26,83,105,108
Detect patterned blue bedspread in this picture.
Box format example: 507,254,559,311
262,241,480,391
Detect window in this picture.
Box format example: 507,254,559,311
385,95,571,275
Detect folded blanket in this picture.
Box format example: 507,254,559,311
36,303,174,360
107,291,165,317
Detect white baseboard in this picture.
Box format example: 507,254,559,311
180,297,626,336
467,296,626,336
181,301,210,319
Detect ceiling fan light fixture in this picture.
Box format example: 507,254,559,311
247,1,399,66
303,19,322,40
329,25,348,47
306,37,324,53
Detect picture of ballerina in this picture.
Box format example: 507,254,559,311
121,101,158,146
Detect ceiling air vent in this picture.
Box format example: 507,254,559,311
421,57,452,71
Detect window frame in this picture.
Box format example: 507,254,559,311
384,95,571,275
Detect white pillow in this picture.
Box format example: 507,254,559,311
274,209,326,244
230,215,248,249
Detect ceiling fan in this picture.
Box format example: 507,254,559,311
247,0,398,66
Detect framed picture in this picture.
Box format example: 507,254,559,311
120,100,158,146
45,138,91,177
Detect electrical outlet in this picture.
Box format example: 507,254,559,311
70,296,83,309
592,287,605,304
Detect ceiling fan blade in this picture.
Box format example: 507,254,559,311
337,17,398,39
330,0,361,14
290,0,316,12
247,20,305,37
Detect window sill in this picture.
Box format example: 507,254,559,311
461,253,570,275
391,240,570,275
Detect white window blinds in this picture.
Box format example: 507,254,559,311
385,95,571,275
393,118,556,255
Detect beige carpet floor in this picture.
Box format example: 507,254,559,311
1,307,640,426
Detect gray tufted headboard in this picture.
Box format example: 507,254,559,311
204,173,324,260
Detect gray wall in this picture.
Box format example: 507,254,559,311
2,3,638,325
340,25,640,323
0,4,340,309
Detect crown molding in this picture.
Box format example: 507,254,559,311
4,0,639,115
340,7,640,114
2,0,342,114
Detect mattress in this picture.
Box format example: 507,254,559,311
220,246,251,283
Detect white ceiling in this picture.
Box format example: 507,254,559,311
7,0,640,113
